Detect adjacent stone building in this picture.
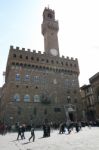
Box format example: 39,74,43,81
80,72,99,122
1,7,81,126
89,72,99,119
80,84,95,121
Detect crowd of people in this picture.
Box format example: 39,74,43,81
16,121,51,141
16,124,35,142
0,119,99,142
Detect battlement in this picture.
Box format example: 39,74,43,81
10,45,78,62
61,55,78,61
10,45,38,54
44,7,55,14
10,45,46,55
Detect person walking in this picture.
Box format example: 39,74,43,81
29,126,35,142
17,126,22,140
21,124,25,139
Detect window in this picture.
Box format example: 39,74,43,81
46,59,49,63
74,64,76,67
54,107,61,112
34,95,40,102
13,54,16,58
20,55,22,58
67,96,71,103
26,56,28,59
70,63,72,67
25,75,30,81
61,62,63,65
32,76,39,83
48,13,52,19
14,94,20,102
16,85,19,88
37,58,39,61
15,74,20,81
72,79,78,87
24,94,30,102
66,62,68,66
86,88,89,93
35,86,38,89
64,79,70,88
31,57,34,60
12,62,15,65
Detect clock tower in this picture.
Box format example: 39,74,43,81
42,7,59,56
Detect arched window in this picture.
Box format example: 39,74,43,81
34,95,40,102
24,94,30,102
14,94,20,102
67,96,71,103
25,74,30,81
15,74,20,81
48,13,52,19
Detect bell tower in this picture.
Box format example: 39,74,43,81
41,7,59,57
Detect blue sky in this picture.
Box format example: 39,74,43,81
0,0,99,87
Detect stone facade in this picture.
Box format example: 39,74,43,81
80,72,99,121
1,7,81,126
80,85,95,121
89,72,99,119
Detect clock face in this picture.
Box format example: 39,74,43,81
50,49,58,56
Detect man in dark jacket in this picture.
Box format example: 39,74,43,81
29,126,35,142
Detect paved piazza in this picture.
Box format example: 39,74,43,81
0,127,99,150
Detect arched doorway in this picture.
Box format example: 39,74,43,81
69,112,74,122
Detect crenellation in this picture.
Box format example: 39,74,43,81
43,52,46,55
71,57,74,60
59,55,79,63
27,49,30,52
33,50,36,53
16,46,19,50
38,51,41,54
66,56,69,60
45,7,54,13
10,45,13,50
22,48,25,51
62,55,65,58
